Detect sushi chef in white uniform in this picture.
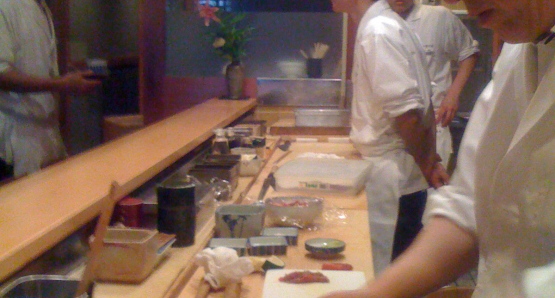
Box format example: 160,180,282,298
395,0,480,168
322,0,555,296
331,0,449,276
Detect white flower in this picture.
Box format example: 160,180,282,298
213,38,226,48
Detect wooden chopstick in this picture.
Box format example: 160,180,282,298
223,282,242,298
194,280,211,298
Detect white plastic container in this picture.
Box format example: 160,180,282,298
274,158,372,195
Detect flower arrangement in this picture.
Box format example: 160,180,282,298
197,2,254,64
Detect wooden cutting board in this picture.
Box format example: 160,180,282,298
262,269,366,298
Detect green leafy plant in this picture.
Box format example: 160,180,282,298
197,2,254,63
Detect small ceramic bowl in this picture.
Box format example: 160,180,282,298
265,196,323,228
305,238,345,258
277,60,306,78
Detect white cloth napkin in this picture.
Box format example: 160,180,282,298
194,247,254,289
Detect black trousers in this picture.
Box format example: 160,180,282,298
391,190,427,261
0,158,14,182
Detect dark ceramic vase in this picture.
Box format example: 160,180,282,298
225,61,244,99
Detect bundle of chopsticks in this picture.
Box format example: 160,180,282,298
300,42,330,59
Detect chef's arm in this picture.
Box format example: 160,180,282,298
437,54,478,127
0,67,100,94
394,108,449,188
321,216,479,298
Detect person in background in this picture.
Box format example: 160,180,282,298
389,0,479,168
322,0,555,296
331,0,449,276
0,0,100,181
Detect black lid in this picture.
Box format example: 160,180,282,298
157,176,196,207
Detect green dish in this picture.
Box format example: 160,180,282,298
305,238,346,257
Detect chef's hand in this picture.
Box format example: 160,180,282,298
427,161,449,189
58,70,102,95
436,95,459,127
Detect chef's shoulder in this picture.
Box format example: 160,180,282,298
420,3,462,25
360,15,404,40
0,0,32,17
0,0,25,10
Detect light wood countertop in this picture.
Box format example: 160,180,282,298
0,98,257,282
93,140,373,298
178,209,372,298
175,141,374,298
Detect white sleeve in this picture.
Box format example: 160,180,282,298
0,5,15,73
523,259,555,298
424,82,494,233
442,8,480,62
360,17,424,118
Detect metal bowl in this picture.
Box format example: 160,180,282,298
264,196,323,228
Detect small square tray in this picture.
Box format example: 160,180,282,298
209,238,248,256
261,227,299,246
248,236,288,256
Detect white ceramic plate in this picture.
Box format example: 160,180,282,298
262,269,366,298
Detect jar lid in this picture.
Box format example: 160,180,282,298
118,197,143,206
157,175,197,206
159,175,198,189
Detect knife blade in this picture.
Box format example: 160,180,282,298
257,172,275,202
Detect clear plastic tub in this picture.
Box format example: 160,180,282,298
95,228,173,283
274,158,372,195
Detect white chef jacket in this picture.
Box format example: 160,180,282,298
425,34,555,297
405,4,480,166
0,0,67,177
351,0,433,276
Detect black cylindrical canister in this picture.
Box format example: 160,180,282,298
157,176,196,247
306,58,323,78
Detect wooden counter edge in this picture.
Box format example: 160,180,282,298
0,98,257,282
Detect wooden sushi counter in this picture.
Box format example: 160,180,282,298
0,97,374,297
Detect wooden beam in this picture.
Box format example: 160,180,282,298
139,0,167,124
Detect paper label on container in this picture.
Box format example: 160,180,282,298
298,181,350,192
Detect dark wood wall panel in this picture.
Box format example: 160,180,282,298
139,0,167,125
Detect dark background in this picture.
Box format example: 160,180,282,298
198,0,333,12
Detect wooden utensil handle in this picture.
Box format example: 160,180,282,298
195,280,211,298
74,181,121,297
223,282,241,298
